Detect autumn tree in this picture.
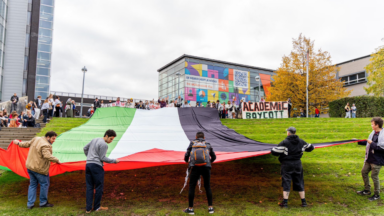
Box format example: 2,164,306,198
267,34,351,116
364,46,384,96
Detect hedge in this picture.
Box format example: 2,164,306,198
329,96,384,117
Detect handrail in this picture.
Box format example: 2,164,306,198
50,91,149,102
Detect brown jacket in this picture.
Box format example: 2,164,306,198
18,137,60,175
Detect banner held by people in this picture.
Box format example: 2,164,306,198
242,101,289,119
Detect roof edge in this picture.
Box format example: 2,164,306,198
336,54,372,66
157,54,275,72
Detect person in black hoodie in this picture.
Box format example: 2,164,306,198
271,127,314,208
183,132,216,215
357,117,384,201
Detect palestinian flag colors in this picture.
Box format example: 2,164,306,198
0,107,364,178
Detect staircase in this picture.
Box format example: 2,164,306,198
0,119,48,150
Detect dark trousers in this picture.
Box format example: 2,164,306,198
43,110,48,123
23,120,35,127
189,166,212,207
288,108,291,118
55,108,61,117
86,163,104,211
11,103,17,112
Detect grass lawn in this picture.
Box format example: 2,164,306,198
0,117,383,215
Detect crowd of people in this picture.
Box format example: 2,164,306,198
100,96,247,119
16,117,384,212
1,93,78,128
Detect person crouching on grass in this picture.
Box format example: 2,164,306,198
83,129,120,213
13,131,60,209
271,127,314,208
357,117,384,201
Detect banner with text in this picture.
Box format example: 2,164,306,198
185,75,219,90
242,101,288,119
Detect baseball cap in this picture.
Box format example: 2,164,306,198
286,126,296,134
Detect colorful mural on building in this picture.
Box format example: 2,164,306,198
184,62,252,106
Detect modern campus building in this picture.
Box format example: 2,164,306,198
0,0,54,102
157,54,275,106
336,55,371,97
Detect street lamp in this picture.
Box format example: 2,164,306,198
176,72,181,99
255,76,261,102
80,66,87,117
306,50,309,118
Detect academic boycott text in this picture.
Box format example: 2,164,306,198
241,102,288,119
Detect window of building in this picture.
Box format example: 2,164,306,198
40,20,52,29
36,75,49,85
341,72,367,86
37,67,50,76
38,43,51,52
40,5,53,14
41,0,54,6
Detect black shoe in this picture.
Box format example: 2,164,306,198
357,190,371,195
368,195,380,201
279,202,288,208
208,207,214,214
183,208,195,215
301,201,307,207
40,203,54,208
27,205,34,210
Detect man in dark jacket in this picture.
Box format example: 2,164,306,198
10,93,19,112
271,127,314,208
158,98,167,108
136,101,145,109
22,112,36,127
357,117,384,201
183,132,216,214
93,98,101,112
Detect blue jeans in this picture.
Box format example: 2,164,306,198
315,114,320,118
352,113,356,118
27,169,50,207
86,163,105,211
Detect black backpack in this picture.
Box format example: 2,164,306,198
190,140,210,166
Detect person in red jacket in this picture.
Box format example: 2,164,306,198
315,107,320,118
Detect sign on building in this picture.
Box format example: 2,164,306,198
242,101,288,119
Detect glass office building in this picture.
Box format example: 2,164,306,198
158,55,275,106
35,0,54,99
0,0,55,102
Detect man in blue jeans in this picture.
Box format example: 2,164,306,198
83,129,119,213
13,131,60,209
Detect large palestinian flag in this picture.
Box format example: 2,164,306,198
0,107,363,178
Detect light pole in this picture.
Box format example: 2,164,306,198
176,72,181,100
306,50,309,118
80,66,87,117
255,76,260,102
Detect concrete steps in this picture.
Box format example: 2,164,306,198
0,120,50,150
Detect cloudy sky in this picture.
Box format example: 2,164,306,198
51,0,384,99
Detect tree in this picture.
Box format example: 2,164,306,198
267,34,351,116
364,46,384,96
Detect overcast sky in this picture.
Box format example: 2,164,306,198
51,0,384,99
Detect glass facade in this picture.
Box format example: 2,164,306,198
158,58,273,107
0,0,6,101
35,0,54,99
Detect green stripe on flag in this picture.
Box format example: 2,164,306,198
0,165,11,171
53,107,136,163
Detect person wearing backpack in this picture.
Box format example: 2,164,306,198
271,127,314,208
183,132,217,215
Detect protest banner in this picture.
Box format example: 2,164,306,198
242,101,288,119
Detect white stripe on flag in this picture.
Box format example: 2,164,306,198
109,108,190,159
